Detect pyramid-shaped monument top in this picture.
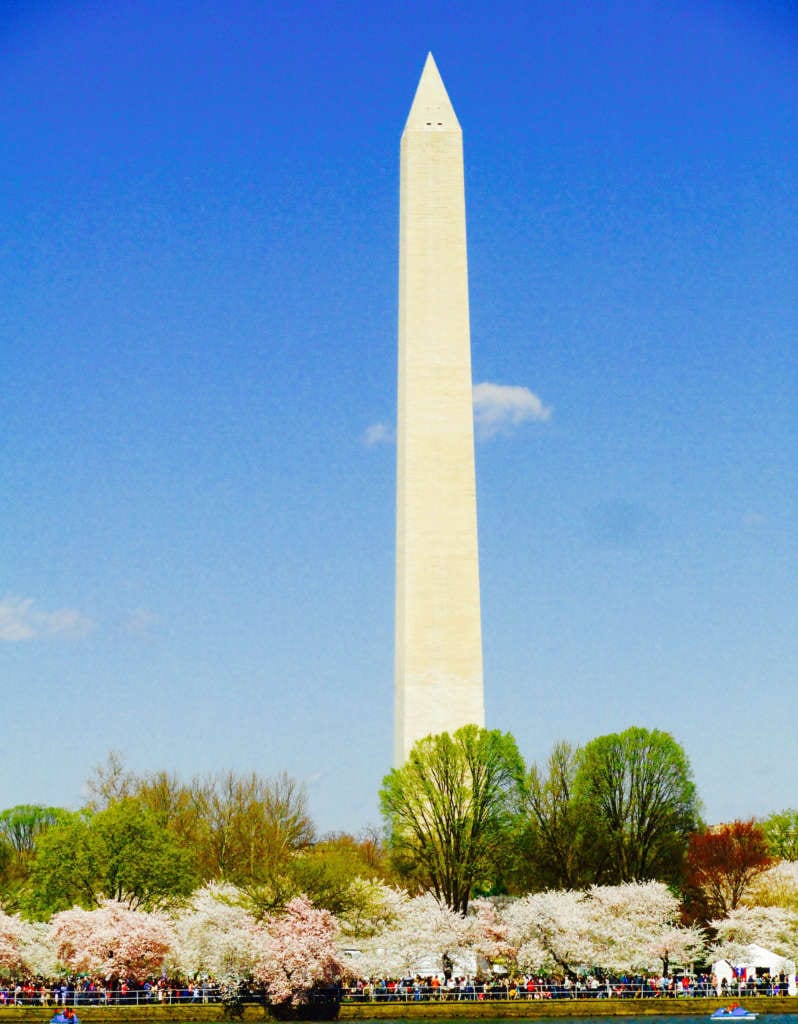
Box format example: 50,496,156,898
403,53,460,133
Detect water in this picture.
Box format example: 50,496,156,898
355,1018,798,1024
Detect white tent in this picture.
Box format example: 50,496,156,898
712,943,796,996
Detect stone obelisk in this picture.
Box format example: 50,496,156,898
394,53,485,765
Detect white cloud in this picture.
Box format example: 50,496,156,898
363,421,395,446
363,383,550,446
0,598,36,641
0,595,94,642
472,381,551,439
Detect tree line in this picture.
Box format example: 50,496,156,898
0,755,390,921
380,724,797,926
1,729,795,929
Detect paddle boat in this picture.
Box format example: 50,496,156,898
710,1005,757,1021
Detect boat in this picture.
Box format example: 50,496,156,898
711,1006,757,1021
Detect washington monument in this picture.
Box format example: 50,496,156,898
394,54,485,764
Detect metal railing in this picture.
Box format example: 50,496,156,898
340,979,795,1002
1,979,794,1007
0,989,255,1007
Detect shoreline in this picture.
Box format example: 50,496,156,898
339,997,797,1019
0,998,796,1021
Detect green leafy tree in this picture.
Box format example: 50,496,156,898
133,770,205,842
573,726,700,885
761,809,798,861
83,754,316,893
290,847,367,917
0,841,11,900
244,829,394,917
25,798,197,918
85,754,206,853
0,804,70,857
288,831,396,916
516,741,601,890
0,804,70,907
322,828,394,881
190,770,315,886
380,725,526,914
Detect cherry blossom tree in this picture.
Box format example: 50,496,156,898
0,906,35,972
170,883,263,983
466,898,515,967
645,924,707,976
356,892,470,979
744,860,798,911
710,905,798,963
584,881,704,974
49,900,175,979
505,889,595,976
0,910,57,979
505,882,705,977
19,920,60,979
253,896,342,1007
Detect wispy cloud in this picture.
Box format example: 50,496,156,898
120,608,159,637
0,595,94,642
363,421,395,446
473,381,552,439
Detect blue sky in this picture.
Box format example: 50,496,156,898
1,0,796,834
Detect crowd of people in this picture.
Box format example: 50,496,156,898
341,972,794,1002
0,971,794,1007
0,978,229,1006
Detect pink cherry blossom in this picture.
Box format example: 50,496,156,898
49,900,175,979
253,896,343,1006
0,907,36,972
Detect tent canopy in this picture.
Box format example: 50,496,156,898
712,943,796,996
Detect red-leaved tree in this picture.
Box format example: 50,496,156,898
685,819,773,921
